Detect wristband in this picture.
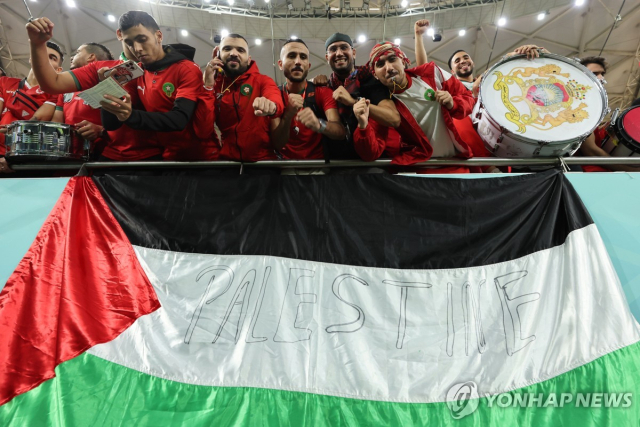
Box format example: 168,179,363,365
317,118,328,133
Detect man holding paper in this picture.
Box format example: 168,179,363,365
26,18,162,162
26,12,216,161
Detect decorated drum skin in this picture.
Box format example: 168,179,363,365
476,53,608,158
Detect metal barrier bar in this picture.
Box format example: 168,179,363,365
7,157,640,171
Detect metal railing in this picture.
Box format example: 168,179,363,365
5,156,640,173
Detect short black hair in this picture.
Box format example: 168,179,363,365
580,56,608,73
221,33,248,45
83,42,114,61
283,38,308,48
448,49,467,69
118,11,160,33
46,41,65,65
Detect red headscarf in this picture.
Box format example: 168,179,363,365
368,42,411,73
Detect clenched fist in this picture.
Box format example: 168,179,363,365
253,97,277,116
353,98,370,129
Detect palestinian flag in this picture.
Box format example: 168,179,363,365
1,171,639,426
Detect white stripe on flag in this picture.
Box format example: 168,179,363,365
88,224,640,403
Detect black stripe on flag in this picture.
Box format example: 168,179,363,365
93,169,593,270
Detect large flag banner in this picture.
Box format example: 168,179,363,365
1,171,639,426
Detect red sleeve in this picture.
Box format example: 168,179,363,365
316,87,337,112
193,88,215,140
438,66,475,120
260,75,285,119
174,62,203,102
0,78,5,103
55,94,64,110
69,62,102,91
353,120,387,161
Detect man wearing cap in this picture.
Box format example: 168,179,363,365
352,42,475,171
322,32,401,159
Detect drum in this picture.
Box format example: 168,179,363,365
475,53,608,158
5,121,89,162
602,106,640,157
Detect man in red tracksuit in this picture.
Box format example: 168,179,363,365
203,34,284,162
353,42,475,172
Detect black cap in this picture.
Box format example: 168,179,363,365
167,43,196,61
325,33,353,51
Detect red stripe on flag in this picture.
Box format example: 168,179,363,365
0,177,160,405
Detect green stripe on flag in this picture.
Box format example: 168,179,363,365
2,342,640,426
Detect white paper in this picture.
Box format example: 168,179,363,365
78,78,129,109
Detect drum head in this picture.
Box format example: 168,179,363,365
622,106,640,143
480,54,605,142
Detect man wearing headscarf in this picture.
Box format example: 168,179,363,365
352,42,475,171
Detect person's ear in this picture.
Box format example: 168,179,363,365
116,29,123,41
278,59,283,71
352,48,356,58
156,30,163,45
248,55,252,65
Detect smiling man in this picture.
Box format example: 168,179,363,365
202,33,284,162
322,33,401,160
270,39,345,160
352,42,475,171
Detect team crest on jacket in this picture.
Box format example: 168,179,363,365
162,82,175,98
492,64,592,133
240,84,253,97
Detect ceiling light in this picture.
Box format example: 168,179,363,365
459,29,466,36
228,0,235,5
394,38,401,45
255,38,262,45
357,34,366,43
575,0,585,5
537,12,545,20
291,35,298,40
181,29,189,37
65,0,76,6
107,14,116,22
221,29,230,38
498,17,507,26
426,28,434,37
401,0,408,7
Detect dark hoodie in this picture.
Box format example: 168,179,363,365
102,46,218,160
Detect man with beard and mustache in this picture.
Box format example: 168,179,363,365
322,33,401,160
270,39,345,160
51,43,114,159
27,12,215,161
352,42,475,172
203,34,284,162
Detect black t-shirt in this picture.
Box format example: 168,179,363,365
326,72,389,160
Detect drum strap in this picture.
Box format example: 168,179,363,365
11,79,41,113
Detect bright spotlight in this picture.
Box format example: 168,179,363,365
426,28,434,37
393,38,401,45
401,0,408,7
357,34,366,43
575,0,585,5
255,39,262,45
498,17,507,26
65,0,76,6
107,14,116,22
181,29,189,37
291,35,298,40
221,29,230,38
459,29,466,36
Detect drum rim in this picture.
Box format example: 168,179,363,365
620,106,640,144
7,120,72,130
478,52,609,143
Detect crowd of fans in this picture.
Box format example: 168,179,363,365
0,10,635,175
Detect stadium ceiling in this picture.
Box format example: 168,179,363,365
0,0,638,108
